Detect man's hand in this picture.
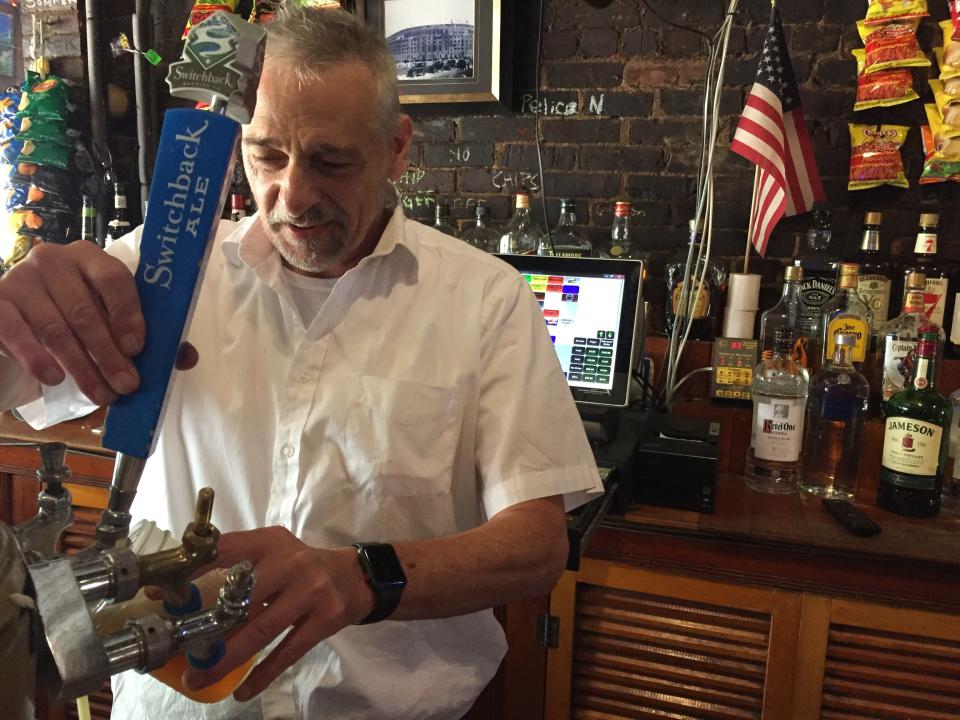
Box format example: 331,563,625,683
0,242,145,404
182,527,375,702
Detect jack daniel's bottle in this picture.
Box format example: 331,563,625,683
794,207,838,371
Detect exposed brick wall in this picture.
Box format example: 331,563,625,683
401,0,960,325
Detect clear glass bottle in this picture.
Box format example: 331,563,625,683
873,271,944,412
80,194,98,246
538,198,593,257
794,206,838,372
759,265,809,366
105,181,132,246
746,328,810,493
855,211,895,324
499,191,541,254
461,201,499,252
878,331,953,517
432,201,458,238
598,201,643,260
799,332,870,500
664,218,727,341
820,263,872,370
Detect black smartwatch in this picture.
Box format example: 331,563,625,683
353,542,406,624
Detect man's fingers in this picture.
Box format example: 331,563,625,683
80,244,145,357
233,617,330,701
0,300,63,386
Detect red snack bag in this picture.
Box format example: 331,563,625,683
848,124,910,191
857,20,931,73
182,1,238,39
852,49,918,110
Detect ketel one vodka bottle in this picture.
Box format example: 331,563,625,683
855,211,895,324
878,330,953,517
799,332,869,500
874,271,944,410
499,191,542,254
745,327,810,494
759,265,808,365
902,213,951,328
537,198,592,257
820,263,872,370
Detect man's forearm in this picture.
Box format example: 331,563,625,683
389,496,569,620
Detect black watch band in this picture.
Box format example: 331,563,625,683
354,542,406,625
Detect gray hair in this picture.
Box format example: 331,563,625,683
265,3,402,138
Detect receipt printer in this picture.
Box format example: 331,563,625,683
633,413,719,513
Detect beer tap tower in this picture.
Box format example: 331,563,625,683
0,13,266,718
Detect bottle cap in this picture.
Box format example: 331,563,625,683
230,193,245,210
474,201,489,219
839,262,859,275
435,201,450,217
834,332,856,347
917,331,939,357
905,271,926,290
560,198,576,210
613,201,631,218
920,212,939,227
515,192,531,209
864,211,882,225
784,265,802,282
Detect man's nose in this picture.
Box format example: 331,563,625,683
278,162,322,218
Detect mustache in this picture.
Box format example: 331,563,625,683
267,205,347,229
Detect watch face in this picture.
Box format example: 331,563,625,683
363,543,407,586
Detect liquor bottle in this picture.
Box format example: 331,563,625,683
664,218,727,341
80,195,99,246
820,263,872,369
598,201,643,260
432,201,458,238
745,327,810,493
799,331,870,500
873,272,944,410
946,388,960,513
878,330,953,517
759,265,809,365
855,211,895,324
230,193,247,222
901,213,951,328
460,201,499,253
794,207,838,372
105,181,132,246
538,198,592,257
498,191,541,254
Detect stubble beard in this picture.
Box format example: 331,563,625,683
266,204,350,274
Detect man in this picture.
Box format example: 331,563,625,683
0,5,601,719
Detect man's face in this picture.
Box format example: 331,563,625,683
242,58,411,276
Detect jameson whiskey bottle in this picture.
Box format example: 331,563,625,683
821,263,872,369
795,207,838,371
538,198,592,257
902,213,950,328
855,211,894,323
105,181,132,246
878,330,953,517
664,218,726,340
499,191,542,254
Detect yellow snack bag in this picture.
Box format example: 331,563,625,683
924,103,960,158
930,79,960,126
920,125,960,184
848,124,909,191
857,20,931,73
865,0,928,25
852,49,918,110
935,48,960,85
941,20,960,68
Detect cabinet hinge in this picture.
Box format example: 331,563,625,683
536,613,560,649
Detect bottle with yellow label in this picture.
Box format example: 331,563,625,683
878,330,952,517
820,263,873,370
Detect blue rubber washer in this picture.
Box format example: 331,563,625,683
187,638,226,670
162,583,201,616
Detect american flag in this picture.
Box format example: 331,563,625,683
730,5,824,257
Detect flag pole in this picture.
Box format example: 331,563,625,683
743,165,759,274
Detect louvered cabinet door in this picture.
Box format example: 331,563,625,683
792,596,960,720
546,560,802,720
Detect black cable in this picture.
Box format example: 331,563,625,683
533,0,554,251
636,0,715,47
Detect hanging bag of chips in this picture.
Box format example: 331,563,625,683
864,0,928,25
920,124,960,183
848,124,910,190
930,78,960,125
924,102,960,157
852,49,918,110
181,1,239,38
857,20,931,73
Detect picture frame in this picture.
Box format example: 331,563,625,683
362,0,510,107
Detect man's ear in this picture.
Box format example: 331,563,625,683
388,114,413,181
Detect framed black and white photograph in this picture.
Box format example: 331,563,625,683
363,0,510,107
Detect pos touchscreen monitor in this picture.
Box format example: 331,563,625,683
496,255,644,408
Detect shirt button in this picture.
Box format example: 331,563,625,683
280,443,295,458
299,372,313,384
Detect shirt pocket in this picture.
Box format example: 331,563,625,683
344,374,462,496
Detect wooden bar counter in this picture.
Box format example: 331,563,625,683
1,360,959,719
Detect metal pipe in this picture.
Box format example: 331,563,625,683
84,0,109,245
132,0,152,212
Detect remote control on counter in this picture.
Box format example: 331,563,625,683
821,498,882,537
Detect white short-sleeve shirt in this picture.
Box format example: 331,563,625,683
18,207,603,720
